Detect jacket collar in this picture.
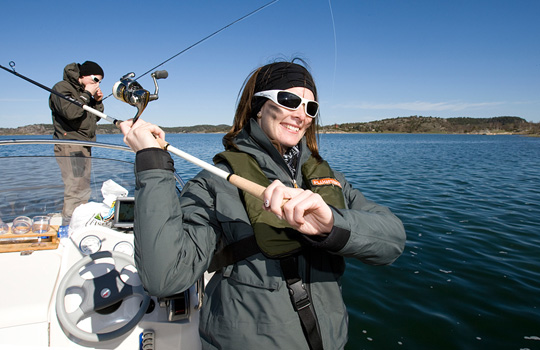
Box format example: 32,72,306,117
232,119,310,184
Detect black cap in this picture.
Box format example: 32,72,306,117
79,61,104,78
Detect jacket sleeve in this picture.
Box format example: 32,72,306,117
304,171,406,265
50,81,104,120
133,149,220,297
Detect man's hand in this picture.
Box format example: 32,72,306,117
94,87,103,102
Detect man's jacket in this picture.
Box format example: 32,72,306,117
49,62,103,141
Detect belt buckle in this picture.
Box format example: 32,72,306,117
288,280,310,311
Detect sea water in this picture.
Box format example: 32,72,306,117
162,133,540,350
1,133,539,349
318,134,540,350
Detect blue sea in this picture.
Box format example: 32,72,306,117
1,133,539,349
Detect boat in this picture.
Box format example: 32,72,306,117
0,138,207,349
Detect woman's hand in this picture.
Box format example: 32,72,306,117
120,118,165,152
262,180,334,236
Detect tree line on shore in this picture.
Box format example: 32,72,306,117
320,116,540,135
1,116,538,136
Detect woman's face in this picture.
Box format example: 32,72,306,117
257,87,314,152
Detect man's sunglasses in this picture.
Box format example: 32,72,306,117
91,75,101,83
254,90,319,118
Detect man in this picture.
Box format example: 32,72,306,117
49,61,104,225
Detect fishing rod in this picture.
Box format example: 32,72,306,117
102,0,279,101
1,1,281,199
1,62,169,123
0,62,121,126
0,62,268,200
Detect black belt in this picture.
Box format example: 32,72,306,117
208,236,324,350
280,256,324,350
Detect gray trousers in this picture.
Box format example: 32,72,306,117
54,144,92,225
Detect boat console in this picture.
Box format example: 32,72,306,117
0,211,204,349
0,139,206,350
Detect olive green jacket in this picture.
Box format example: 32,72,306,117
49,62,103,141
133,119,406,350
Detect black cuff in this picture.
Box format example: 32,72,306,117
302,225,350,252
301,206,350,252
136,148,175,172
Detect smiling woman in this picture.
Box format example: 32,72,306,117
224,60,321,158
255,87,315,151
120,59,406,350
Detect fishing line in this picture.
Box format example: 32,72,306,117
328,0,338,102
1,0,285,200
102,0,280,100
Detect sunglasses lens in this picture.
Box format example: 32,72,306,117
277,91,302,109
306,102,319,117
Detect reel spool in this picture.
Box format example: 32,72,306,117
112,70,168,122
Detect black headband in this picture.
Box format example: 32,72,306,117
254,62,315,94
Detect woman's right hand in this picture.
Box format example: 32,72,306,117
262,180,334,236
120,118,165,152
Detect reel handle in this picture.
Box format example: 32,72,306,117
152,70,168,79
149,70,168,102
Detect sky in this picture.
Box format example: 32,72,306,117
1,0,539,129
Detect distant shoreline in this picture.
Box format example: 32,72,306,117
1,116,538,136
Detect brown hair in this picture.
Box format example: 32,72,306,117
223,59,322,161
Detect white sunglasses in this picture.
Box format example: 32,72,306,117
90,75,101,83
254,90,319,118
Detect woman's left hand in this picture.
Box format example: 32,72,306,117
263,180,334,236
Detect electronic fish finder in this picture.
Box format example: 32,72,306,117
113,197,135,230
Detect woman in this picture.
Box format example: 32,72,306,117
120,60,406,350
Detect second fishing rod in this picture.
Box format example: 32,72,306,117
1,1,282,200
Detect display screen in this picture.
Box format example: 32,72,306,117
113,197,135,229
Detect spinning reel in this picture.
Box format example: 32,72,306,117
112,70,168,123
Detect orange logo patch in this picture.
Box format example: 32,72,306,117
311,178,342,188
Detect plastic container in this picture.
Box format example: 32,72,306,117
32,216,50,234
0,221,9,234
12,216,32,234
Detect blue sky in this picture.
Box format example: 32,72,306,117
1,0,539,128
